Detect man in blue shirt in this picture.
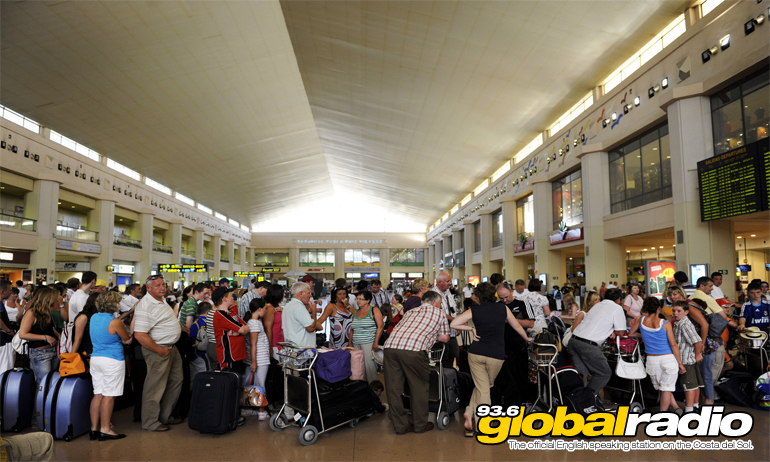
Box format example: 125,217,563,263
738,282,770,331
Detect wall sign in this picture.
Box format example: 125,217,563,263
234,272,261,278
56,239,101,254
344,266,380,272
56,262,91,271
610,273,619,278
159,264,208,273
262,267,281,272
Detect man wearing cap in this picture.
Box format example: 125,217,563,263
134,275,183,432
384,291,450,435
738,282,770,332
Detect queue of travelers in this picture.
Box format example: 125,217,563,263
0,266,768,453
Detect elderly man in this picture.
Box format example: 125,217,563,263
134,274,183,432
384,290,450,435
567,288,627,393
238,281,270,319
282,282,322,347
433,272,458,368
497,282,535,398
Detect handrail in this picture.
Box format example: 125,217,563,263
56,223,98,241
153,243,172,253
0,213,36,232
113,235,141,248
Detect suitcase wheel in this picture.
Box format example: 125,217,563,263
269,413,286,432
347,419,358,428
298,425,318,446
63,435,72,442
11,425,20,433
436,411,449,430
630,401,643,413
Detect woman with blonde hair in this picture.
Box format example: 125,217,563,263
560,294,579,319
18,286,61,383
402,278,430,313
568,291,600,333
89,291,132,441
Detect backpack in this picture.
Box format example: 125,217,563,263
195,323,209,352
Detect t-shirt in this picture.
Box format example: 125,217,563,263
462,287,473,298
238,289,261,320
179,297,198,328
467,302,507,360
433,288,457,337
691,290,724,315
17,287,26,300
513,289,530,299
246,319,271,367
68,289,89,323
572,299,627,344
740,300,770,330
133,295,182,346
623,295,643,318
520,292,548,326
282,298,316,347
213,307,247,365
189,315,207,359
402,295,422,313
710,286,725,300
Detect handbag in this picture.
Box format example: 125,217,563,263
614,337,646,380
241,372,268,407
195,323,209,352
11,331,27,354
562,329,573,347
59,352,90,377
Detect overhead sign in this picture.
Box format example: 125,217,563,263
56,239,101,254
107,264,135,274
55,262,91,271
262,267,281,272
343,266,380,272
234,272,261,278
159,264,208,273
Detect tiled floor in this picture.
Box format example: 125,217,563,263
46,403,769,461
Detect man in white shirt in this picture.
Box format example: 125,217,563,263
15,281,26,300
513,279,530,299
567,288,627,392
462,283,473,309
433,272,458,368
369,279,389,308
282,282,322,347
607,281,617,289
68,271,97,322
120,283,142,313
709,272,736,308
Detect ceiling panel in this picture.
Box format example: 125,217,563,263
2,1,691,232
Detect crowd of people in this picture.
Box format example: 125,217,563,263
0,267,767,445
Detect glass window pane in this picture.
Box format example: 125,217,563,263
563,182,571,224
743,87,769,144
609,158,625,205
660,133,671,187
362,249,370,263
372,249,380,263
741,70,769,96
641,135,661,193
326,249,335,264
416,249,424,263
299,251,309,264
712,100,744,154
624,144,642,199
571,176,583,225
644,189,663,205
711,86,741,111
345,249,353,263
553,185,563,230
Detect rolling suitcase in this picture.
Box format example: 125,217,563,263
0,366,36,432
429,367,461,415
188,370,241,434
308,378,373,429
44,375,94,441
36,370,60,430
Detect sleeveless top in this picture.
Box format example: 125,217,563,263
28,316,57,349
350,306,377,345
639,316,673,355
467,302,507,360
90,313,124,361
72,312,93,355
331,308,354,348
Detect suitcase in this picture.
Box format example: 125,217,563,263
314,349,351,383
547,366,583,406
457,371,473,408
715,371,755,408
308,378,373,429
429,367,460,415
0,367,36,432
44,375,94,441
347,349,365,381
36,370,60,430
188,370,241,434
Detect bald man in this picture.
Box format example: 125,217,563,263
432,272,458,368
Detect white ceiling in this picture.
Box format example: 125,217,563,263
1,0,692,233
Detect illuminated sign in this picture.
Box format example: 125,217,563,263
234,272,261,278
262,267,280,273
159,264,208,273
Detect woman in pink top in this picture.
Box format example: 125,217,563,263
623,283,644,318
260,284,285,359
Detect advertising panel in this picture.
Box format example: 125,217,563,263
645,260,677,297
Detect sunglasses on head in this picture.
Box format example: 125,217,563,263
146,274,165,283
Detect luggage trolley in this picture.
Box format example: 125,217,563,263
268,343,370,446
526,342,564,414
737,332,769,377
399,344,456,430
602,336,646,413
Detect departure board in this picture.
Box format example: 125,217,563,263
764,146,770,211
698,143,762,221
158,264,208,273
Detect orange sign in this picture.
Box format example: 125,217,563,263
468,275,480,286
646,261,676,297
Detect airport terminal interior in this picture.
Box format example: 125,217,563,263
0,0,769,460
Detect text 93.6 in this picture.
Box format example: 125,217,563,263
476,405,520,418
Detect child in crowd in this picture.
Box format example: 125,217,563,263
387,295,404,336
369,380,386,414
189,302,212,381
244,298,270,420
629,297,686,413
670,300,704,413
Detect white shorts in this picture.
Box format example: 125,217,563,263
90,356,125,397
645,354,678,392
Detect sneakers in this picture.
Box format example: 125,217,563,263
241,409,259,417
258,411,269,421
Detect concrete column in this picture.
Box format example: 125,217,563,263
451,228,465,282
479,211,493,278
379,248,390,286
532,181,564,288
26,179,60,284
579,150,624,289
226,240,235,268
667,96,735,299
427,243,435,282
463,220,480,281
194,230,205,265
289,248,300,274
238,245,246,269
334,248,345,281
88,199,116,283
137,213,153,281
212,235,221,276
501,196,528,281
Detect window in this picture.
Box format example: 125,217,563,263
552,170,583,230
460,193,472,206
197,204,213,214
711,68,769,154
474,180,489,197
517,194,534,239
144,177,171,195
50,131,100,162
549,93,593,137
492,161,511,182
491,210,503,248
0,105,40,133
609,123,672,213
240,224,250,232
299,249,335,267
701,0,725,17
254,252,289,266
390,248,426,266
228,219,239,227
514,134,544,164
344,249,380,264
106,159,141,181
214,212,227,221
473,222,481,253
444,251,454,269
175,192,195,206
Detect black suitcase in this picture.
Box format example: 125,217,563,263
188,370,241,434
429,367,460,415
715,371,755,407
457,371,473,408
308,378,373,429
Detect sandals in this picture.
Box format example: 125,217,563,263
463,413,474,438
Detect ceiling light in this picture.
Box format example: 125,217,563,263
702,50,712,63
737,236,742,239
720,34,730,50
661,77,668,89
623,105,629,114
602,119,608,128
654,85,661,93
581,134,586,142
71,206,75,209
746,19,757,34
643,248,648,251
709,45,719,55
626,250,630,253
648,87,655,98
57,202,61,205
611,112,617,121
672,244,676,247
751,234,756,237
634,96,641,107
756,13,765,25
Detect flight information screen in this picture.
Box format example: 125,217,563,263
698,142,763,221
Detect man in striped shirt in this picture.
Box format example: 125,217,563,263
237,281,270,319
383,290,450,435
369,279,389,309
